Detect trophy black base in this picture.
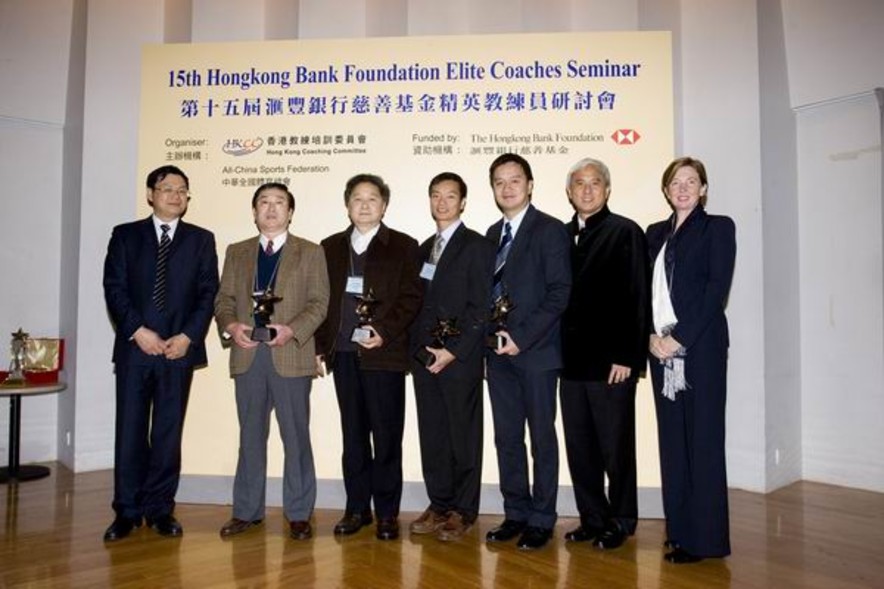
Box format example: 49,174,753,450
250,326,277,342
485,334,506,350
414,348,435,368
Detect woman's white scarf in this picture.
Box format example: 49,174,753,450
652,242,688,401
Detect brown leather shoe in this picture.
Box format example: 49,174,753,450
436,512,472,542
289,520,312,540
219,517,263,538
409,508,448,535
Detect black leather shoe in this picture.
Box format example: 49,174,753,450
103,517,141,542
517,526,553,550
376,517,400,540
334,511,373,535
289,520,312,540
147,514,183,537
593,523,627,549
486,519,527,542
564,525,603,542
665,547,704,564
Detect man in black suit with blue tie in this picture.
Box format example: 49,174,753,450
102,165,219,541
483,154,571,550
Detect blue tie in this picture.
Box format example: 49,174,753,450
492,222,512,300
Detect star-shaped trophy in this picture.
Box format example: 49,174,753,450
415,317,462,368
486,292,515,350
3,328,30,385
351,288,380,343
251,288,283,342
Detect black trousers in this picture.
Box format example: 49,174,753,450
486,355,559,529
412,365,483,521
651,345,731,558
332,352,405,519
113,362,193,521
560,377,637,533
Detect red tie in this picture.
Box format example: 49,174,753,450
265,239,274,255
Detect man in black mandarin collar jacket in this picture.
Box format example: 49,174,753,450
559,158,650,550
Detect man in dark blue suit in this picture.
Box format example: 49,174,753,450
483,154,571,550
102,165,219,541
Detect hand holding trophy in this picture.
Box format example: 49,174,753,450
250,288,283,342
351,288,380,343
486,292,515,350
415,317,461,368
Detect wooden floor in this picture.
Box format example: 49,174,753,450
1,466,882,588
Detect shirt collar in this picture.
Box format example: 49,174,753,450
577,205,611,231
350,224,381,254
501,205,529,239
152,215,180,240
260,232,287,254
437,219,462,242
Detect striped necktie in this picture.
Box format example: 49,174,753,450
492,222,512,299
152,224,171,311
430,234,445,264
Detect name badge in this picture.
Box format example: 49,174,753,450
420,262,437,281
346,276,364,294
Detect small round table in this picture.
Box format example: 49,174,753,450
0,381,66,483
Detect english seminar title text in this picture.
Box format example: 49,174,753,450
169,59,642,90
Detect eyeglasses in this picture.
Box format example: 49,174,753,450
155,186,191,199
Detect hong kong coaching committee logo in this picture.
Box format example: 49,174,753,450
222,137,264,156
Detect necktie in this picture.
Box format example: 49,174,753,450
152,224,171,311
492,222,512,299
430,235,445,264
265,239,274,255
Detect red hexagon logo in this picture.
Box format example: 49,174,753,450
611,129,641,145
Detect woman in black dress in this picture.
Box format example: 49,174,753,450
646,157,736,563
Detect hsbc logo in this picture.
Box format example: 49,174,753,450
611,129,641,145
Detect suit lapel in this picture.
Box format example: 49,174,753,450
435,224,466,276
140,217,157,248
418,238,433,265
488,219,503,244
241,236,260,296
168,221,189,261
277,233,301,297
424,224,465,296
507,205,537,263
568,216,596,280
